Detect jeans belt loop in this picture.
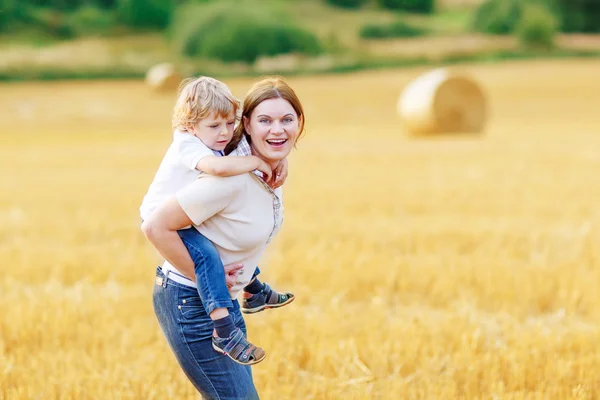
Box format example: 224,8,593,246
163,269,170,288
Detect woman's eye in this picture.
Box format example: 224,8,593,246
259,119,269,124
283,117,293,123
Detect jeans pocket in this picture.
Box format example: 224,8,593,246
179,296,207,320
178,297,214,340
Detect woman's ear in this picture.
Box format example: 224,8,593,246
243,116,251,134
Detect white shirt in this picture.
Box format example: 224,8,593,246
140,131,249,221
163,173,283,298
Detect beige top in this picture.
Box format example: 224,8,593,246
161,172,283,298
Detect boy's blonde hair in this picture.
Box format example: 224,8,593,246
172,76,240,132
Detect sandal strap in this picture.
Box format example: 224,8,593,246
263,284,281,305
242,282,294,309
222,329,258,363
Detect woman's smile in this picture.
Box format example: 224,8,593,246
265,138,288,148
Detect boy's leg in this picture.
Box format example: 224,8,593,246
241,266,295,314
177,228,266,365
177,228,232,317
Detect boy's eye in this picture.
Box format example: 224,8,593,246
209,124,219,128
227,121,235,125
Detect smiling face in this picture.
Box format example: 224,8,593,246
191,112,236,151
244,98,300,166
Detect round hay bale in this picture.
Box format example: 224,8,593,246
397,68,487,136
145,63,183,92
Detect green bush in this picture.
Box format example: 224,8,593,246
65,5,116,36
169,3,222,58
28,7,74,38
170,3,323,63
21,0,117,11
0,0,31,32
360,20,427,39
516,2,558,48
551,0,600,33
326,0,368,9
25,0,85,11
471,0,521,34
377,0,436,14
474,0,600,34
203,23,321,63
115,0,173,30
3,0,176,35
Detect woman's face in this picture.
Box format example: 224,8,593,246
244,98,300,164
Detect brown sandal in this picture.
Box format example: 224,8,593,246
241,283,295,314
212,328,266,365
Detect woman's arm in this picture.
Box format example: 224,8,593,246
141,197,197,281
141,176,236,282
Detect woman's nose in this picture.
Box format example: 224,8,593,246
271,121,284,133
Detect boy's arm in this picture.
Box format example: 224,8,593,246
197,155,273,182
178,135,215,171
270,158,288,189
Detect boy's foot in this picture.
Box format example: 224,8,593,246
212,328,266,365
241,282,295,314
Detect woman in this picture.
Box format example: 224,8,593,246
141,76,305,399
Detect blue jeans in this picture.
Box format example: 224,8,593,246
153,267,259,399
177,227,261,316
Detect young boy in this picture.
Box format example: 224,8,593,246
140,76,294,365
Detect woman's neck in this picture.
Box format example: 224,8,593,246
251,147,280,170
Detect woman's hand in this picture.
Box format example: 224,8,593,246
270,158,288,189
224,263,244,289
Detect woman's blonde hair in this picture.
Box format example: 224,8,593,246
226,76,305,153
172,76,240,132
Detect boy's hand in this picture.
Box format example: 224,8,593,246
270,158,288,189
254,157,273,183
224,263,244,289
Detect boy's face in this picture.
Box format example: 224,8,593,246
190,112,236,151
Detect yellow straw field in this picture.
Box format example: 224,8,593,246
1,59,600,399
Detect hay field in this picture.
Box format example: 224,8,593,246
1,59,600,399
